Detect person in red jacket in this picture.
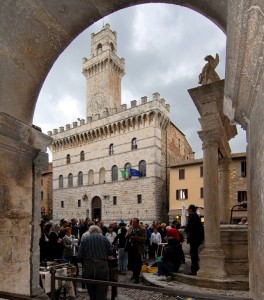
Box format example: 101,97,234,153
166,220,180,241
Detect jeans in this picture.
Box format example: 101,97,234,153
118,248,128,273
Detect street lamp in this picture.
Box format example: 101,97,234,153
230,202,247,224
181,190,186,227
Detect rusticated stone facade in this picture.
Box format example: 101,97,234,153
49,25,194,224
50,95,193,224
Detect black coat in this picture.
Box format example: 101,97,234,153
185,212,204,245
161,241,182,272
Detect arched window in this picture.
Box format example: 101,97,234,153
139,160,146,177
59,175,63,188
111,165,118,181
99,167,106,183
125,163,131,179
80,151,85,161
78,171,83,186
131,138,137,150
66,154,70,164
97,43,102,55
68,173,73,187
109,143,114,155
88,169,94,185
110,42,115,52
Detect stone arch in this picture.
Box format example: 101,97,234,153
1,2,264,299
0,2,227,126
91,196,102,221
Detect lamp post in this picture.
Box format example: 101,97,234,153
230,202,247,224
181,190,186,227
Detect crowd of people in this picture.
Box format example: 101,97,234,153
39,205,204,299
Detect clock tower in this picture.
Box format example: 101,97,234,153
82,24,125,118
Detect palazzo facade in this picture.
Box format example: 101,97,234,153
49,24,194,224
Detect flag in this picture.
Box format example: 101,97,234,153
120,170,129,180
130,168,141,176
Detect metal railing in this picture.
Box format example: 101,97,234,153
0,268,253,300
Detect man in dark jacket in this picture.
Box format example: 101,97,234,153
185,204,204,275
125,218,146,283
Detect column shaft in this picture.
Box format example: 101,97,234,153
218,158,230,224
198,132,227,279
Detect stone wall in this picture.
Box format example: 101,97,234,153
51,97,193,224
40,162,53,218
229,153,247,207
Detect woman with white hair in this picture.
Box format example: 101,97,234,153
48,223,63,260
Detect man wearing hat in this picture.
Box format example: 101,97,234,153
185,204,204,275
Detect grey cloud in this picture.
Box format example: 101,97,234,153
34,3,246,159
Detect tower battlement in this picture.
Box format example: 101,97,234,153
47,92,170,136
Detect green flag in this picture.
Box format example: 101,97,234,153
120,170,127,179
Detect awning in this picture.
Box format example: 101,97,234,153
168,208,205,216
231,210,247,219
168,209,182,216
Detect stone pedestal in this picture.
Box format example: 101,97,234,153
0,113,52,297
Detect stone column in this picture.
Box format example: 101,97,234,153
198,130,227,278
0,113,51,298
218,158,230,224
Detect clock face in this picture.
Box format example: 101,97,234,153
90,94,104,112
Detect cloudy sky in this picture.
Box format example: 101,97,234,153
34,3,246,160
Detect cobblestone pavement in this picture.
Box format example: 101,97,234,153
76,268,183,300
75,242,249,300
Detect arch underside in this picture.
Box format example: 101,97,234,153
0,0,227,125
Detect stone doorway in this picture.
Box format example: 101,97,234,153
91,196,102,221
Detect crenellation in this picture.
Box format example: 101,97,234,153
53,128,58,135
141,96,147,104
152,92,160,100
121,104,127,111
49,94,170,136
131,100,137,108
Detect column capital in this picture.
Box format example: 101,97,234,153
198,129,221,149
0,112,52,159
